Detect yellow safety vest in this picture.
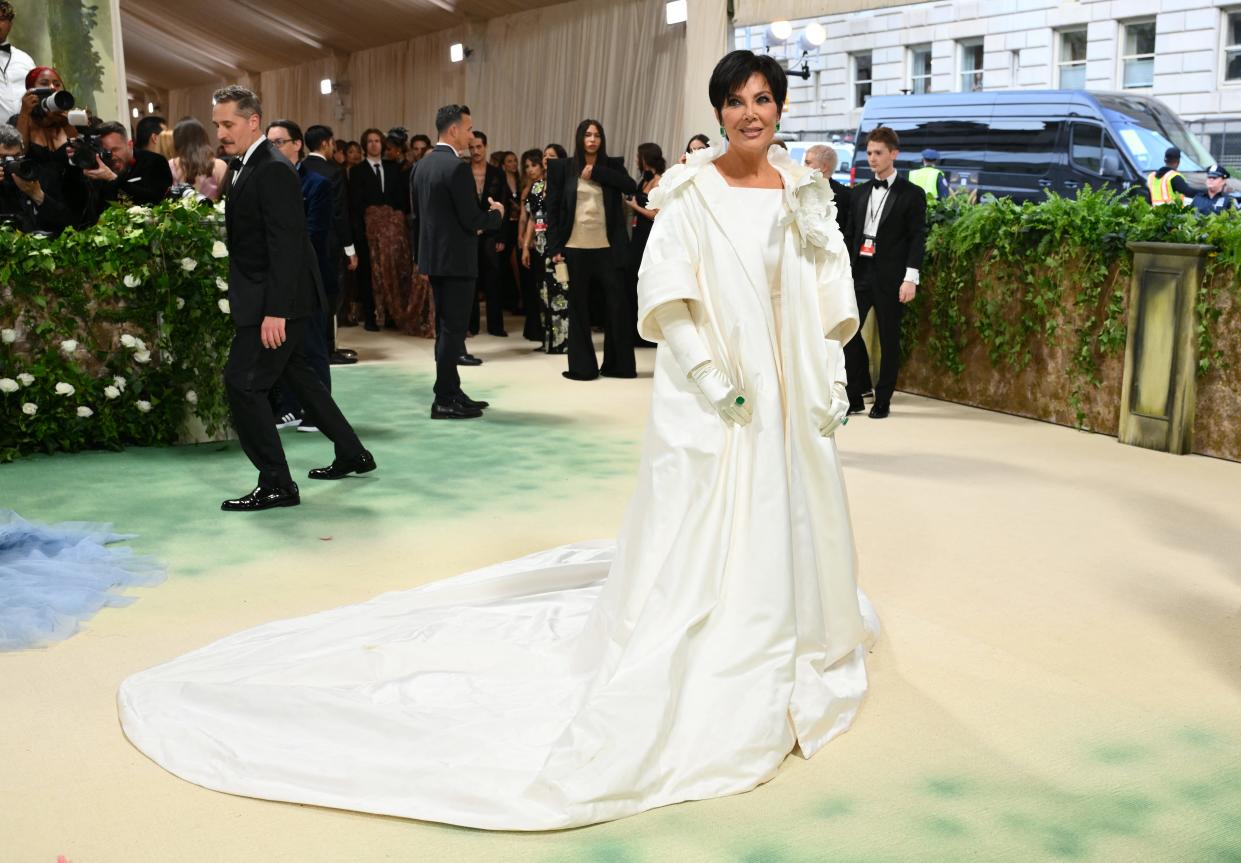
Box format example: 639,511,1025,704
909,166,944,200
1147,169,1184,206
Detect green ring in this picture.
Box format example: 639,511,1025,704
841,417,849,425
735,396,745,406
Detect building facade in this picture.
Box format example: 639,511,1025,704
735,0,1241,165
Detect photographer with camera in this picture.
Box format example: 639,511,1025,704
0,122,70,234
12,66,90,229
82,120,173,215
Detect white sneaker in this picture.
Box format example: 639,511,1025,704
296,424,320,433
276,411,303,429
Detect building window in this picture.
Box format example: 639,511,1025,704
853,51,873,108
1058,29,1088,89
1225,11,1241,81
909,44,932,94
959,39,984,91
1121,20,1156,89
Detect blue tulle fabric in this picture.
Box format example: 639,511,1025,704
0,510,165,650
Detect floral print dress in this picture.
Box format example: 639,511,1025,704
525,179,569,354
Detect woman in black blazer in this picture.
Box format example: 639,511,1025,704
545,119,638,380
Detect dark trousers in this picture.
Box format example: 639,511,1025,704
355,234,375,324
843,265,904,407
224,318,364,489
470,237,505,335
275,304,333,416
431,275,474,400
564,247,635,379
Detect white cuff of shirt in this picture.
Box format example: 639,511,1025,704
904,267,920,285
343,244,356,258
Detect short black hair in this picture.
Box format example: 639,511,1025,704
434,104,470,135
266,119,303,142
686,133,711,152
386,127,408,146
97,121,128,140
521,148,543,168
544,143,567,160
472,130,488,146
305,124,333,153
0,2,15,21
708,50,787,121
411,133,432,148
135,115,166,150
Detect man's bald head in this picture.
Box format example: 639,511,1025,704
804,144,837,175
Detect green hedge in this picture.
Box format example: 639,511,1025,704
911,188,1241,424
0,199,233,462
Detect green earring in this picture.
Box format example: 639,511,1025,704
719,125,725,137
776,122,781,132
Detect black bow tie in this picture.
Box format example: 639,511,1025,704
0,44,11,52
230,157,244,172
874,178,889,189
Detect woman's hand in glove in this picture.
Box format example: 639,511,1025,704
689,361,753,427
818,382,850,437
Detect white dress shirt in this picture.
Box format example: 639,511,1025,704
0,43,35,121
865,168,919,285
367,156,384,194
232,136,265,184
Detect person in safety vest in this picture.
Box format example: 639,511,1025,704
909,148,949,202
1147,146,1200,206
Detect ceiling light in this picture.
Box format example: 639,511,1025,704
666,0,687,25
450,43,465,63
131,106,140,119
320,78,333,95
147,101,155,113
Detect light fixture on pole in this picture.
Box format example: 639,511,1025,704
799,22,826,52
320,78,333,95
450,43,473,63
665,0,687,25
765,20,793,46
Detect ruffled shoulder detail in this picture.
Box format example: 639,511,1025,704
647,145,722,210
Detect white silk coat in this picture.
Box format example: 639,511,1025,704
117,145,876,832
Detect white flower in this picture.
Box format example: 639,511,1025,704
214,198,226,215
112,375,126,391
127,205,151,217
76,405,93,418
123,274,141,288
17,372,33,386
60,338,78,354
185,390,198,405
0,377,17,393
136,400,151,413
54,382,75,396
133,337,146,351
120,333,137,348
103,385,120,399
218,298,231,314
1,328,15,343
180,257,198,272
134,349,151,364
21,402,36,416
176,297,185,309
791,180,834,251
211,240,228,259
216,277,228,292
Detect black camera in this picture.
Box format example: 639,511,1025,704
68,129,111,172
1,155,38,182
30,87,74,120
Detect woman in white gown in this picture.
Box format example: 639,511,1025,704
118,51,877,831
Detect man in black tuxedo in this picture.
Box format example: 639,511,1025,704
211,85,374,511
349,127,408,331
467,129,512,337
302,123,358,364
844,125,926,419
410,104,504,420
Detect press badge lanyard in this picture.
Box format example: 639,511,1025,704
861,182,889,258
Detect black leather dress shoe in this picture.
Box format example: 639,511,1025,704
221,484,300,511
363,320,380,332
457,354,483,366
308,450,377,480
847,400,866,415
458,391,489,409
431,398,483,419
869,403,890,419
329,350,358,365
336,347,358,358
487,329,509,337
562,371,599,381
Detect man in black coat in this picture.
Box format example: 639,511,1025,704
301,123,358,363
348,126,408,331
212,85,374,511
86,121,173,209
844,126,926,419
410,104,504,419
466,129,512,337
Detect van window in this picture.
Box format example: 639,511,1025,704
987,120,1062,173
870,119,989,171
1070,124,1121,175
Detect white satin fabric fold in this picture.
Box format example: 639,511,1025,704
119,147,877,831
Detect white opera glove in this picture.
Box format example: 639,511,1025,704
689,360,753,427
818,381,850,437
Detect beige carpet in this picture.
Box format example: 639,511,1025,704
3,324,1239,863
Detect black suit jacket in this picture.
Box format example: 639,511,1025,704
99,148,173,209
225,140,326,327
349,157,407,238
847,175,927,295
410,144,503,279
830,178,851,236
545,156,637,267
473,163,510,238
300,153,353,253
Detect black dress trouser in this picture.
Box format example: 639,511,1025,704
430,275,474,400
225,317,364,489
470,237,505,335
564,247,635,379
843,260,903,407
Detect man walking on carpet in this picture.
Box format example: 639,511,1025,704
212,85,375,511
411,104,504,420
